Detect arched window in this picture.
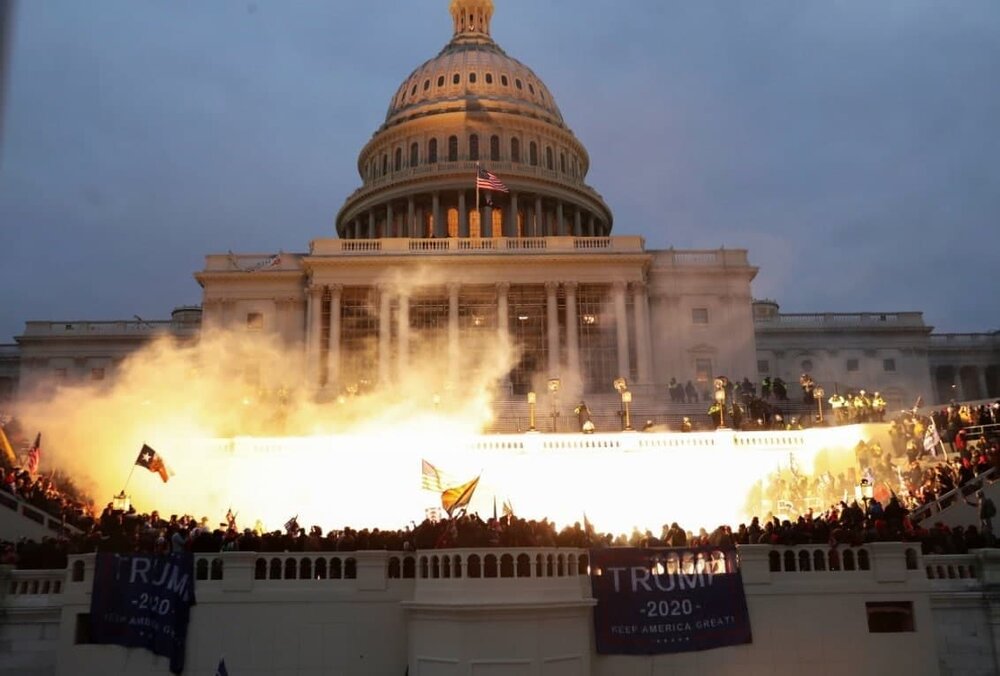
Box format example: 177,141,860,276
428,138,438,164
469,134,479,161
511,138,520,163
529,141,538,166
485,73,493,84
490,135,500,161
394,148,402,172
528,82,535,94
560,152,566,173
501,74,509,87
437,75,444,87
381,154,388,176
448,136,458,162
409,142,418,167
423,79,430,91
410,84,417,96
453,73,460,85
546,146,554,170
469,72,477,84
515,78,523,90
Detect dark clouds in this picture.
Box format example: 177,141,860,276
1,0,998,340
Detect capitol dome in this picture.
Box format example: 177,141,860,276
336,0,613,241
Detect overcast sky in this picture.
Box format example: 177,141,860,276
1,0,998,341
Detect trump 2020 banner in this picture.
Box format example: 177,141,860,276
590,547,752,654
89,552,197,674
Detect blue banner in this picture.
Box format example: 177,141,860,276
590,547,752,654
89,552,197,674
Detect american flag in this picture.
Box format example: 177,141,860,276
476,166,509,193
25,433,41,476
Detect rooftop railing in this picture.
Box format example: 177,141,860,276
755,312,926,328
20,320,200,338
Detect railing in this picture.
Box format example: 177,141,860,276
307,236,645,257
252,554,359,581
924,554,979,583
20,320,199,337
755,312,926,328
0,490,81,535
655,249,751,267
413,548,589,580
930,333,1000,348
6,569,64,597
910,466,998,524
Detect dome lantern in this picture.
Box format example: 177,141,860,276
450,0,494,37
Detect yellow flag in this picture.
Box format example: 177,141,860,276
0,426,15,465
441,475,480,517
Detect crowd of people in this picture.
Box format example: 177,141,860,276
4,401,999,572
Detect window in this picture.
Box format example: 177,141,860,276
866,602,915,633
448,135,458,162
545,146,554,170
469,72,477,84
560,152,566,173
510,138,520,163
490,135,500,161
247,312,264,330
695,359,712,384
515,78,523,89
394,147,402,171
90,368,105,381
528,82,535,94
428,138,438,164
883,358,896,372
381,154,387,176
847,358,859,372
453,73,460,85
501,74,509,86
410,84,416,96
423,79,430,91
437,75,444,87
469,134,479,161
409,142,418,167
529,141,538,166
485,73,493,84
758,360,770,374
692,308,709,324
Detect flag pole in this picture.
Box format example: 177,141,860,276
121,464,137,494
475,162,480,214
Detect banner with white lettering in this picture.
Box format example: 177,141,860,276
89,553,197,674
590,547,751,654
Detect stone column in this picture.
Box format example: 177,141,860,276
545,281,560,376
378,286,392,385
588,214,596,237
613,281,630,379
306,285,325,387
632,281,653,383
433,192,444,238
407,196,415,238
386,202,395,238
564,281,580,380
448,283,460,384
535,196,543,236
397,292,410,379
368,209,376,239
573,208,582,237
326,284,343,390
556,202,564,236
496,282,510,349
483,205,493,238
458,191,469,238
506,192,518,237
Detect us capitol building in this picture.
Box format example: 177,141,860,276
2,0,998,417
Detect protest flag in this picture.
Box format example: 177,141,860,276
441,475,480,517
134,444,171,483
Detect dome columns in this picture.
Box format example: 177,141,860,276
450,0,494,37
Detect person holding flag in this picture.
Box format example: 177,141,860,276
25,432,41,477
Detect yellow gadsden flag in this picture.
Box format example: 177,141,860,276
441,475,481,517
0,426,16,465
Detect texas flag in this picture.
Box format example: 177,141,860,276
134,444,171,483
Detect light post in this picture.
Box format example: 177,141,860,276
814,385,825,424
112,491,131,512
714,387,727,429
622,390,633,431
527,391,537,432
613,377,628,430
548,378,561,432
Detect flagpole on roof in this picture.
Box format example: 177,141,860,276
475,162,480,215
